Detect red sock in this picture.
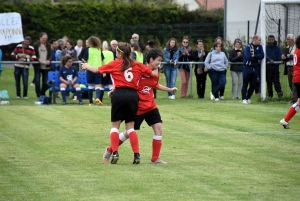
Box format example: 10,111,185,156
107,132,127,153
284,104,298,122
110,128,119,152
127,129,139,153
152,135,162,162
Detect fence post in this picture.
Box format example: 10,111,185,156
217,22,220,37
247,21,250,44
189,22,192,41
189,63,193,98
163,24,165,45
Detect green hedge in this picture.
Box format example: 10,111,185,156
0,1,223,59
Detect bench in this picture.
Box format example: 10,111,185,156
48,71,110,104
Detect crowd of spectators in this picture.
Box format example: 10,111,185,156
6,32,297,105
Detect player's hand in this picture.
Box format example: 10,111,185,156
81,63,89,70
170,87,178,93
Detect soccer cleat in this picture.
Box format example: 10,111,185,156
95,98,103,106
88,103,93,106
151,158,167,164
280,119,290,129
103,147,112,163
111,151,119,164
242,99,248,104
133,153,141,164
210,92,215,100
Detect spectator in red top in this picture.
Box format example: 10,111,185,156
103,48,177,164
11,36,36,99
81,42,158,165
280,35,300,129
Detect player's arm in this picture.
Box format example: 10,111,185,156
81,63,99,73
156,84,177,93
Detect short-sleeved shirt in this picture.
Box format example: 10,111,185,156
59,66,78,82
137,75,159,115
98,60,153,89
293,48,300,83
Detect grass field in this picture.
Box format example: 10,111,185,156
0,67,299,201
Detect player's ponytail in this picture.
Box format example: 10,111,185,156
117,42,134,71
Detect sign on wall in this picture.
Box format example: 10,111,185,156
0,12,24,46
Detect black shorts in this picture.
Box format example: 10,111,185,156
134,108,162,130
111,88,139,123
294,83,300,98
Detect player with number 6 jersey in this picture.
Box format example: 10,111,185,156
81,42,158,165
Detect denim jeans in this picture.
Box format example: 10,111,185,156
164,65,178,96
34,67,49,97
14,66,29,97
208,69,226,98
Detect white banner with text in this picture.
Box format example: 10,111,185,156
0,12,24,45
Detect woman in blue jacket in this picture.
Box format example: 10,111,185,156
163,38,179,99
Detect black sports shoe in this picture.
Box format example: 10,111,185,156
111,151,119,164
133,153,140,164
280,119,290,129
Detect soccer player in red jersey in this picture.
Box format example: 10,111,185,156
103,48,178,164
81,42,158,164
280,35,300,129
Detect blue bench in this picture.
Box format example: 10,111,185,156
48,71,110,104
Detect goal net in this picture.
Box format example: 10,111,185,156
260,0,300,101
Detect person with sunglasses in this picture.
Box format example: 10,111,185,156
204,42,228,101
82,42,158,164
178,36,194,98
192,39,208,98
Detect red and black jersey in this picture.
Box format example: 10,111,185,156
98,60,152,89
137,74,159,115
293,48,300,83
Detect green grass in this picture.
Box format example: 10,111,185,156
0,68,299,201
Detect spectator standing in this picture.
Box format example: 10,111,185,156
192,39,208,99
266,35,284,99
241,35,265,104
280,35,300,129
83,36,105,106
204,42,228,101
55,39,66,69
210,37,229,99
74,39,83,57
130,41,144,63
178,36,194,98
33,32,52,98
131,33,145,51
163,38,179,99
11,36,36,99
78,39,89,62
229,39,244,99
49,39,58,71
110,40,118,60
282,34,297,104
81,42,158,164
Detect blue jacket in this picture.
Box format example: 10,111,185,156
163,48,179,67
266,42,283,70
243,43,264,67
